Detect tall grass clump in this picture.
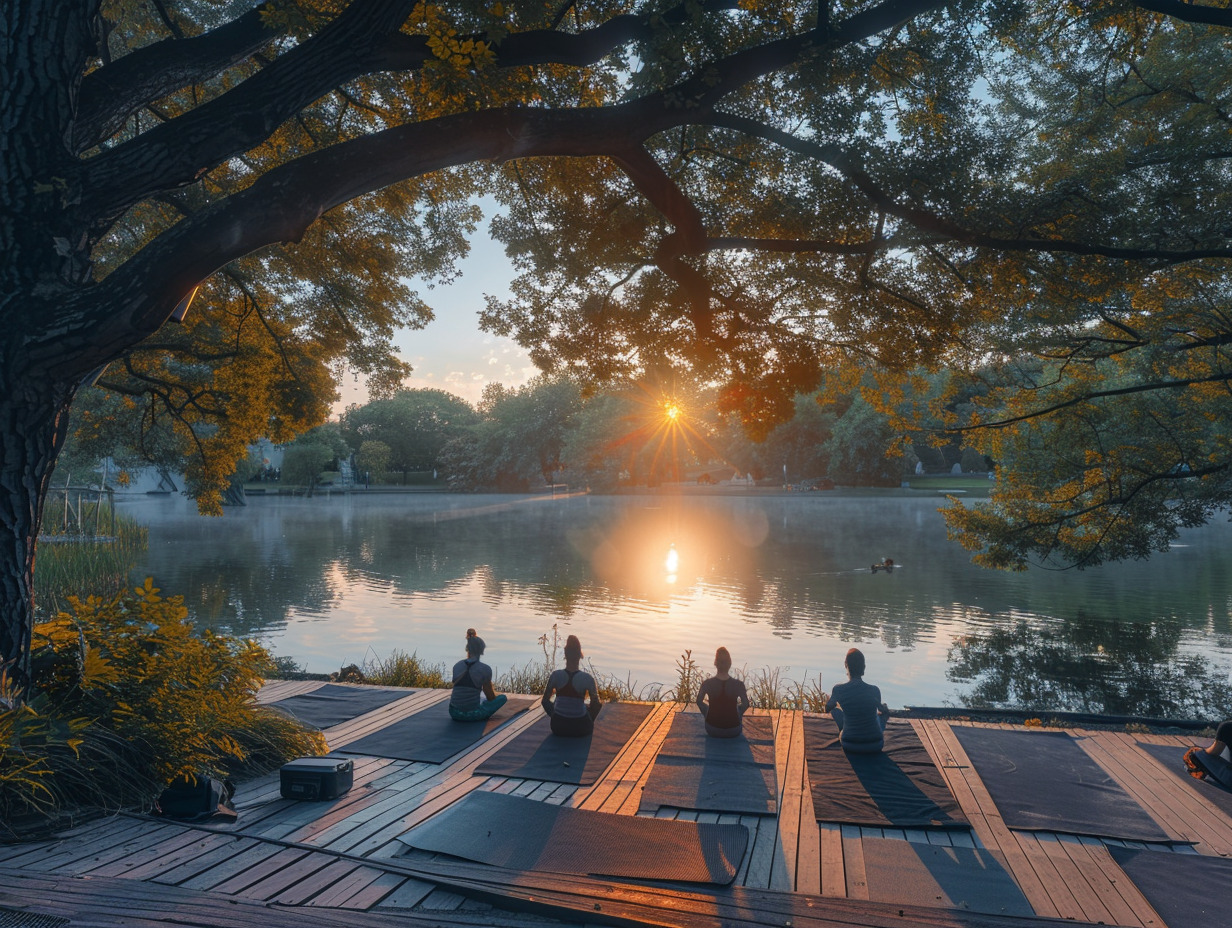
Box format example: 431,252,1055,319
3,579,326,838
34,513,148,617
361,650,448,688
665,650,703,704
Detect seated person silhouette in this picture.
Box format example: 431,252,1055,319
541,634,602,737
825,647,890,753
1184,720,1232,789
448,630,507,721
696,646,749,738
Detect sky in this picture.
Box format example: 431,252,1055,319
331,209,537,416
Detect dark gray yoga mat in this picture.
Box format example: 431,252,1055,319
1109,846,1230,928
474,701,652,785
953,727,1171,842
397,790,747,884
862,838,1034,916
337,696,536,762
804,718,969,829
1138,740,1232,818
639,712,778,815
269,683,414,729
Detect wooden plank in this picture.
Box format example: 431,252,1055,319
1089,731,1232,854
1074,731,1199,845
415,887,467,911
256,678,325,703
742,710,789,890
782,709,821,893
1053,834,1146,928
1075,837,1170,928
203,846,310,894
178,840,287,890
337,870,406,910
0,818,158,870
318,703,552,858
0,865,559,928
840,825,868,900
372,874,437,910
148,835,264,886
391,856,1109,928
819,823,845,898
1021,832,1115,925
235,852,357,904
77,826,212,878
818,823,847,897
114,831,241,881
572,700,678,815
270,858,363,905
916,720,1063,919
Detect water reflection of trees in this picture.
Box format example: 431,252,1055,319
126,495,1232,704
947,614,1232,718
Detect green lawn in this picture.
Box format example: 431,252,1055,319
903,474,995,491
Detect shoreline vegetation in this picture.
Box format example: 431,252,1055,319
271,641,1220,737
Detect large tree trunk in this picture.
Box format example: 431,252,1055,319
0,380,76,693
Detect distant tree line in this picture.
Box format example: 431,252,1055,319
271,373,993,493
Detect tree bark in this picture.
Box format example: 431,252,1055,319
0,378,76,693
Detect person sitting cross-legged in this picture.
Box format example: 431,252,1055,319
696,646,750,738
541,635,602,737
825,647,890,754
448,630,507,722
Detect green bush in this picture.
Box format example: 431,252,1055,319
4,579,326,835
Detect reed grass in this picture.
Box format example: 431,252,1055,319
34,513,148,617
360,650,448,688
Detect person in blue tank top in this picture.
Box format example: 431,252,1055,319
696,647,749,738
448,629,507,722
541,635,602,737
825,648,890,753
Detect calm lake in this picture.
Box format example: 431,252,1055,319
119,490,1232,716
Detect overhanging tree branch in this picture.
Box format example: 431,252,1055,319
73,4,281,153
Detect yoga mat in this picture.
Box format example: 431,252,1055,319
397,790,747,884
953,727,1171,842
269,683,414,729
474,701,652,785
1138,741,1232,819
1109,846,1229,928
862,838,1034,916
803,718,969,829
337,697,535,762
639,713,778,815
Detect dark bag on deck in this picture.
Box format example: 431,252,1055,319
155,775,238,823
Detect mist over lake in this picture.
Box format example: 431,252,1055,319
121,491,1232,714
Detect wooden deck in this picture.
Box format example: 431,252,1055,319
1,680,1229,928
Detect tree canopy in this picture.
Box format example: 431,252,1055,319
5,0,1232,686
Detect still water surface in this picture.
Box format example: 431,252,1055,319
120,491,1232,714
